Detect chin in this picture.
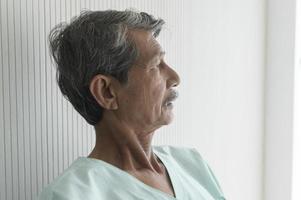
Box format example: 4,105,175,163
154,104,175,126
161,113,174,125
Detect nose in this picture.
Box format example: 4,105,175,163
166,65,181,88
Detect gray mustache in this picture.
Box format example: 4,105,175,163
165,90,179,103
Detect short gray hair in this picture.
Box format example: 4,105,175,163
48,9,165,125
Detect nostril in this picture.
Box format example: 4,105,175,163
167,78,180,89
173,72,181,87
173,76,180,87
167,80,176,89
172,82,178,88
166,67,181,88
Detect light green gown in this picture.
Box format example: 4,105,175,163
38,145,226,200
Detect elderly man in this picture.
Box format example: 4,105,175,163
39,9,225,200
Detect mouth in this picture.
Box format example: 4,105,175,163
163,90,178,107
164,101,173,106
164,102,174,109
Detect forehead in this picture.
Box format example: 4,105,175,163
130,30,163,64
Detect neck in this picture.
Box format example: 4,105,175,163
88,121,163,174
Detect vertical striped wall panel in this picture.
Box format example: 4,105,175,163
0,0,184,199
0,1,96,199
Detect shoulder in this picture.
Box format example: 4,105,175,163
38,158,106,200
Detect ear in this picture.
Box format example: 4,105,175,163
89,74,119,110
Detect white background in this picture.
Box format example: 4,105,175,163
0,0,299,200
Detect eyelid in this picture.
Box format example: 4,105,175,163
158,56,165,63
156,60,162,67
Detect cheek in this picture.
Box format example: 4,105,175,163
147,82,166,113
128,83,165,114
151,87,165,106
122,74,166,116
136,87,162,111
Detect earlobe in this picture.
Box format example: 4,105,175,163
89,74,119,110
110,99,118,110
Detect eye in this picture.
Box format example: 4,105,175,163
158,60,166,68
156,60,164,68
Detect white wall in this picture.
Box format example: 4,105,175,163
180,1,266,200
263,0,297,199
0,0,266,200
292,1,301,200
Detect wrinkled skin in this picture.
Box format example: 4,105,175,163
88,29,181,197
116,30,180,131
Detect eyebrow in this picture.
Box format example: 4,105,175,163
150,51,166,63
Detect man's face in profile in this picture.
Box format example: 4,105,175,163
115,30,180,133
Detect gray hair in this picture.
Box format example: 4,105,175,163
48,9,165,125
